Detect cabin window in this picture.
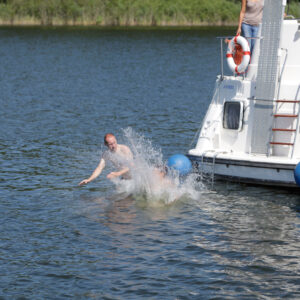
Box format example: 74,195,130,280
223,101,243,130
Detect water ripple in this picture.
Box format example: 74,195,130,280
1,27,300,299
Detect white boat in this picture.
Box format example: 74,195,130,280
187,0,300,188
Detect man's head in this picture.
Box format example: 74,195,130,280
104,133,117,152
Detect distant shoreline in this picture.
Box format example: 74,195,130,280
0,19,237,28
0,1,241,27
0,1,297,28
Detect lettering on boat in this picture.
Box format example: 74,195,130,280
223,85,234,90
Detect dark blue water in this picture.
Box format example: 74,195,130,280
1,27,300,299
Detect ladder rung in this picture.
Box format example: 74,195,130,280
274,114,298,118
272,128,296,132
276,100,300,103
270,142,294,146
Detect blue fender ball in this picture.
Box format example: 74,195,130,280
294,162,300,186
167,154,192,176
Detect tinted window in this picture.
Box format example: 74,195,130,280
223,102,242,130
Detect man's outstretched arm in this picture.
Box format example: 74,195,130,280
79,158,105,186
107,167,130,179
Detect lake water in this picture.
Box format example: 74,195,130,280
1,27,300,299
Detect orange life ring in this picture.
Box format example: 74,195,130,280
226,36,251,74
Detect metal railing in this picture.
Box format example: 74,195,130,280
216,36,261,80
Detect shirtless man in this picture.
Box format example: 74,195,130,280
78,133,133,186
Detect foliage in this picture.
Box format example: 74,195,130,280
288,1,300,18
0,0,299,26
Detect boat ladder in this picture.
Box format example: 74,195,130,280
269,99,300,157
201,151,227,188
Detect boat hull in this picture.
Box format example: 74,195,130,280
188,154,298,188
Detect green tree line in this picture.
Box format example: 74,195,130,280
0,0,299,26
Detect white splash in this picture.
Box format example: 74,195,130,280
112,128,201,205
